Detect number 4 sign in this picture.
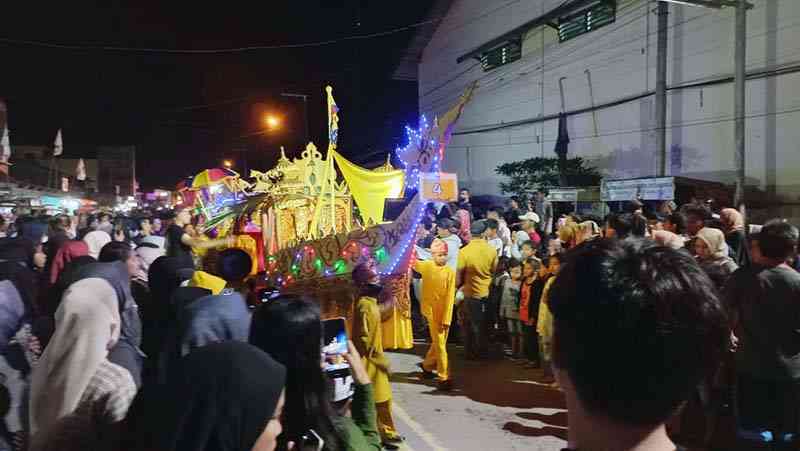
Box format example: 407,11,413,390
420,172,458,202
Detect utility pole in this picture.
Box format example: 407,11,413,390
655,1,669,177
657,0,750,205
733,0,747,209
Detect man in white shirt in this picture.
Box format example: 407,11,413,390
486,208,511,257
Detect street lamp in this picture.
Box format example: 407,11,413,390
264,114,281,130
223,159,233,168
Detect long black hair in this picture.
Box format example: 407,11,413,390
249,295,344,451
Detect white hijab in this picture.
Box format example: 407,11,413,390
29,278,120,442
83,230,111,260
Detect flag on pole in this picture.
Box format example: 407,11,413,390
76,158,86,181
0,127,10,163
53,129,63,156
326,86,339,147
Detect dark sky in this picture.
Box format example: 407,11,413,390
0,1,431,190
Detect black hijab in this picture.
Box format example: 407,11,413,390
148,256,194,305
156,342,286,451
69,261,133,312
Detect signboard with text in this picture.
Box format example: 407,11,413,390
548,189,579,203
420,172,458,202
601,177,675,201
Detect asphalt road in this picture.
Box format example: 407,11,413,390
386,342,568,451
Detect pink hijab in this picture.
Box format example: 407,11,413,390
456,209,471,243
49,241,89,284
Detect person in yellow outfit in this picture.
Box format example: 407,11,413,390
537,253,561,387
351,263,404,449
414,239,456,391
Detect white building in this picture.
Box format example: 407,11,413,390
406,0,800,220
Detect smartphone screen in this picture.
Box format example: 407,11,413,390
321,318,348,372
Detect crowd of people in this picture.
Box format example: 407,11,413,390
0,185,798,451
411,188,800,450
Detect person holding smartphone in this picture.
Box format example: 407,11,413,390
250,295,382,451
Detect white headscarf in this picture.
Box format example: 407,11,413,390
82,230,111,259
696,227,729,260
135,244,165,283
29,278,120,441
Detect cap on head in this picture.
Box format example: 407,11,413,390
470,220,487,236
519,212,540,223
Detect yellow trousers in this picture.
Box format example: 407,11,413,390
422,321,450,381
376,400,400,441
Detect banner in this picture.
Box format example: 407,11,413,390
419,172,458,202
332,150,405,226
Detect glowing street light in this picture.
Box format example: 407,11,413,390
223,159,233,168
264,114,281,129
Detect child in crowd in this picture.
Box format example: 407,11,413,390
537,253,561,385
485,219,503,257
487,256,510,344
518,257,542,369
511,239,536,261
413,239,456,391
498,259,523,358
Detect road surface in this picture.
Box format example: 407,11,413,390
387,342,568,451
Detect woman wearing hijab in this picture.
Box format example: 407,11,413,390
150,341,286,451
43,215,71,276
29,278,137,451
720,208,751,267
142,256,194,377
67,261,144,388
0,276,38,451
455,209,471,244
48,240,89,285
695,227,739,289
83,230,111,260
158,269,250,385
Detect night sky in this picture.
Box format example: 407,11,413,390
0,2,431,190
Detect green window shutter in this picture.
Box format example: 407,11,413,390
480,39,522,72
559,1,616,43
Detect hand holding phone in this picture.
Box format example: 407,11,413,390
300,429,324,451
342,340,371,386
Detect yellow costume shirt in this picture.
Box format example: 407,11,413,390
353,295,392,404
456,238,498,299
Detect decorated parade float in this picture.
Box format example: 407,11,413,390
178,84,474,348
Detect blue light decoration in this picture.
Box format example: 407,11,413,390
394,115,441,191
379,200,426,276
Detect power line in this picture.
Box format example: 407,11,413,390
0,18,443,54
447,104,800,149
